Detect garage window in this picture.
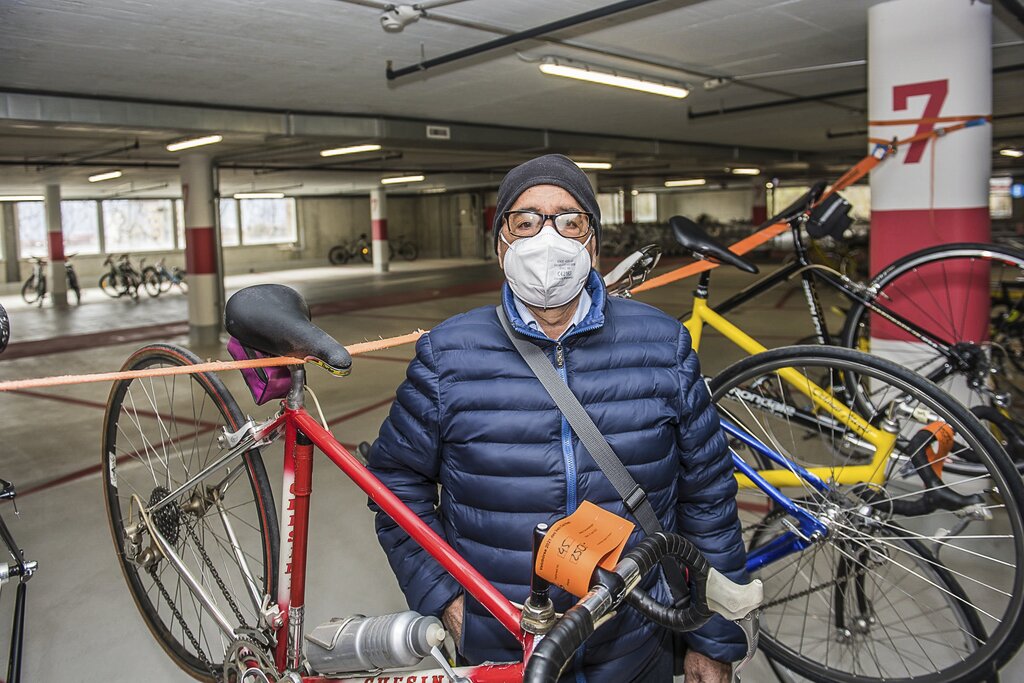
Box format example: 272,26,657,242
15,201,46,258
62,200,102,255
103,199,175,252
239,198,297,245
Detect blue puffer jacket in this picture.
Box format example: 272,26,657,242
368,270,747,681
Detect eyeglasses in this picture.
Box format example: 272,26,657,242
503,211,593,239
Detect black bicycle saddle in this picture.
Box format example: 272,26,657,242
225,285,352,376
670,216,759,274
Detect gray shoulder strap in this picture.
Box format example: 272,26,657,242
495,305,663,534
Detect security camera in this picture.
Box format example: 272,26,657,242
380,5,423,33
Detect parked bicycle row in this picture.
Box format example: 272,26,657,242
19,253,187,306
328,233,418,265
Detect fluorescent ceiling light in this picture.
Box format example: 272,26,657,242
234,192,285,199
539,60,689,99
730,168,761,175
574,161,612,170
166,134,223,152
320,144,382,157
664,178,706,187
422,187,447,194
0,195,43,201
1000,148,1024,158
88,170,123,183
381,175,425,185
630,190,639,196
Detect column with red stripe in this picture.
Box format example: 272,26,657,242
371,186,390,273
44,184,68,308
180,153,223,347
867,0,991,399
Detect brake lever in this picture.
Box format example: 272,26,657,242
732,611,760,682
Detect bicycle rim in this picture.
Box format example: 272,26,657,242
841,244,1024,473
102,344,279,680
710,345,1024,683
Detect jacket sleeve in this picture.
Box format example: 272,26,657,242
366,333,461,618
673,328,750,662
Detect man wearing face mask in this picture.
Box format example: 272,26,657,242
367,154,746,683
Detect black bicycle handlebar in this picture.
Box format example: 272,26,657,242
523,532,716,683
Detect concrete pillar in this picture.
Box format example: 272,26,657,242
180,153,222,347
868,0,991,370
44,184,68,307
2,203,18,283
752,181,768,226
623,185,634,224
370,187,389,273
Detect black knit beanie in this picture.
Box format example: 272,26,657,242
493,153,601,253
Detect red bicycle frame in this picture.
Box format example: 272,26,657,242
262,383,534,682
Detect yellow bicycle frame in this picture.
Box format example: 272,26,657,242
686,297,897,489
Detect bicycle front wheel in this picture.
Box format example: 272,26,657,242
400,242,418,261
142,266,162,298
20,276,41,304
102,344,279,681
99,272,122,298
710,345,1024,683
840,243,1024,470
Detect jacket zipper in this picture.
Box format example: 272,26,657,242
555,342,577,515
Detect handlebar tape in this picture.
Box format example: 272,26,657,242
524,532,714,683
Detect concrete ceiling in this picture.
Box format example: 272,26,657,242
0,0,1021,197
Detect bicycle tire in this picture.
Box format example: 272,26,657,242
99,272,122,298
102,343,279,681
839,242,1024,473
158,269,173,293
359,243,371,263
328,245,348,265
142,267,162,298
400,242,418,261
709,345,1024,683
20,276,41,305
67,268,81,305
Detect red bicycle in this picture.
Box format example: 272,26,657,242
101,284,760,683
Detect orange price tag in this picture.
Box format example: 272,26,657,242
534,501,635,598
924,421,955,477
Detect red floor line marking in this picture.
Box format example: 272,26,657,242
773,286,801,309
7,389,221,428
20,423,219,498
1,279,503,361
737,501,773,514
326,396,396,427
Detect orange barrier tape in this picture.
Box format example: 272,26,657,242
0,330,425,392
868,114,990,126
632,116,990,295
630,221,790,294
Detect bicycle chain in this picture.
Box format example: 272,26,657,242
185,520,249,628
150,565,221,681
760,565,870,610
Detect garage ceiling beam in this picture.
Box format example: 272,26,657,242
385,0,664,80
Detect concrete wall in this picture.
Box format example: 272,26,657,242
657,188,754,223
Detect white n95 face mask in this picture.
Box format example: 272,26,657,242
501,225,593,309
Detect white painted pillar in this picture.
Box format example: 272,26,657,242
180,153,222,347
868,0,991,379
371,186,389,273
44,184,68,307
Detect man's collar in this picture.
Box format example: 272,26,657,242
513,289,592,340
502,269,607,339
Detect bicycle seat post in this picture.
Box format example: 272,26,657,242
695,270,712,301
287,366,306,409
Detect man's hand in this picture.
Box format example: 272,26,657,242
684,650,731,683
442,594,465,644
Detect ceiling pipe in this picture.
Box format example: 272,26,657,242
689,63,1024,121
386,0,664,80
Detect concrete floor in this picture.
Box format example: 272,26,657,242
0,256,1018,682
